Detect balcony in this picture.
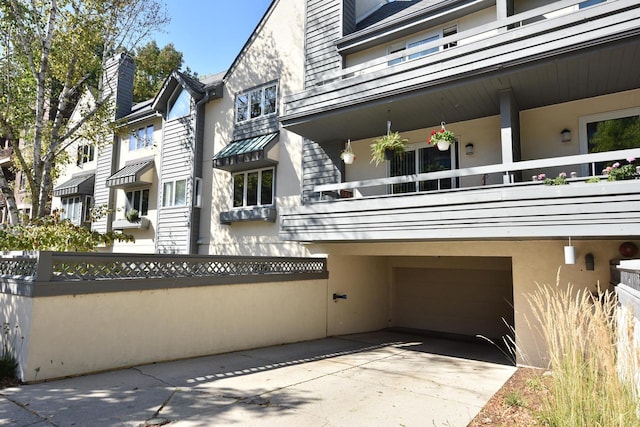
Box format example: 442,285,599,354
279,148,640,242
281,0,640,143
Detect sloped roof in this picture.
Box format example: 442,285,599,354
152,70,224,115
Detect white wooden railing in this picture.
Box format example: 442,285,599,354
315,148,640,199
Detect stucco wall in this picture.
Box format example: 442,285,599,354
0,293,33,382
308,238,628,367
21,278,327,382
199,0,307,257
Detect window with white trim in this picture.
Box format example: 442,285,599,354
387,25,457,66
167,88,190,121
76,144,95,166
235,84,278,123
579,107,640,175
129,125,154,151
162,179,187,207
61,196,82,222
125,188,150,215
232,168,274,208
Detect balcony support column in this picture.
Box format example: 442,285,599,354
499,88,521,183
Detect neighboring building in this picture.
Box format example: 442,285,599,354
277,0,640,366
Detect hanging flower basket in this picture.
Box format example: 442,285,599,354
370,131,408,166
428,122,456,151
340,140,355,164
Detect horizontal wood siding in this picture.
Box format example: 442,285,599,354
233,115,279,140
91,143,115,234
302,139,343,204
156,114,196,254
305,0,343,88
281,181,640,241
286,1,640,117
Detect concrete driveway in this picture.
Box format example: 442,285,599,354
0,331,516,426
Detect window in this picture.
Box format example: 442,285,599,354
579,108,640,175
162,179,187,207
61,196,82,222
232,168,274,208
125,188,150,215
167,88,191,120
390,144,455,194
387,26,457,66
193,177,202,207
76,144,95,166
128,125,154,151
235,84,278,123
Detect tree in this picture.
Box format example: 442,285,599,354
133,40,183,102
0,0,169,222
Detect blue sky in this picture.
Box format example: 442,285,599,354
154,0,274,77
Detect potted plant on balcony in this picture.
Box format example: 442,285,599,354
340,140,355,164
370,131,408,166
428,122,456,151
125,208,140,223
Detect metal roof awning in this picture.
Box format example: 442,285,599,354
213,132,279,172
53,173,95,197
106,159,154,188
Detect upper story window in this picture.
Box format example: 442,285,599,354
76,144,95,166
129,125,154,151
167,88,191,121
233,168,274,208
387,25,457,66
235,84,278,123
162,179,187,207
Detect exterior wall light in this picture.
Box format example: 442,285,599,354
465,143,474,155
585,253,595,271
561,128,572,143
564,237,576,264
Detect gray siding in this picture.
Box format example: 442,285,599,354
302,139,343,204
92,54,134,233
233,114,280,140
305,0,343,88
281,180,640,242
343,0,356,36
156,110,196,254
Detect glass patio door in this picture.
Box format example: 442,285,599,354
389,144,456,194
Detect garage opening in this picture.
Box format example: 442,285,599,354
390,256,514,360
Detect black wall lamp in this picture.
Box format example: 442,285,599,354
585,253,595,271
561,128,572,143
465,143,474,155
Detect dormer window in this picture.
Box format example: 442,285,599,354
167,88,191,121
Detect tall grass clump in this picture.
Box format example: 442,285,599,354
527,276,639,426
0,322,19,380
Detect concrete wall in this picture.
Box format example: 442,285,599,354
16,278,327,382
308,238,629,367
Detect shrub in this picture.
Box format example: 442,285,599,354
0,323,20,381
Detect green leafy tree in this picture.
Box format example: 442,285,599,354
0,0,169,223
590,117,640,152
133,41,183,102
0,211,134,252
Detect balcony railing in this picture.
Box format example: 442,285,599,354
284,0,640,116
313,148,640,201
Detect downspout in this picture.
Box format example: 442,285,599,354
189,89,216,254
